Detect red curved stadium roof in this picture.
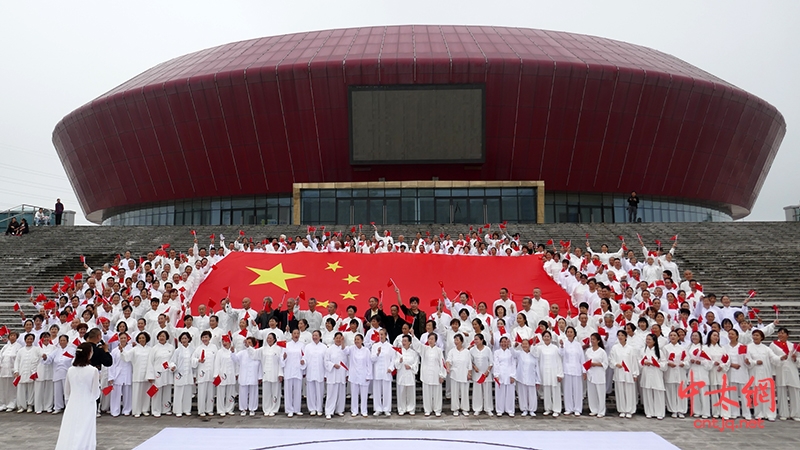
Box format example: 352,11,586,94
52,25,785,222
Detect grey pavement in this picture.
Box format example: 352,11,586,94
1,409,797,450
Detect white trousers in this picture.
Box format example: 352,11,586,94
284,378,302,414
262,381,281,415
690,383,710,417
665,382,687,415
472,380,493,413
777,385,800,419
642,388,666,418
151,384,172,415
752,386,776,420
16,382,34,409
131,382,150,416
172,385,192,415
517,383,537,413
216,384,236,414
0,377,15,409
350,382,369,415
53,380,65,411
495,383,515,415
543,385,562,414
708,383,722,417
34,380,54,413
451,381,469,412
325,383,346,416
422,383,443,414
239,384,259,412
110,384,132,416
724,382,750,419
372,379,392,413
306,381,324,414
615,381,637,415
605,368,614,393
197,381,215,415
563,375,583,414
397,384,416,414
587,382,606,416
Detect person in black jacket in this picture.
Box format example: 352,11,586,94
85,328,112,370
382,304,407,343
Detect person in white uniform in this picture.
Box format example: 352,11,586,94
535,331,563,416
192,330,218,417
446,334,472,416
395,334,419,415
282,329,305,417
469,333,493,416
50,335,74,414
302,331,327,416
584,332,609,417
248,332,283,417
169,332,194,417
493,336,516,416
108,333,133,417
515,338,540,416
561,326,585,416
639,333,667,419
213,335,237,417
370,329,395,416
419,333,446,417
121,332,152,417
324,332,348,419
345,334,372,417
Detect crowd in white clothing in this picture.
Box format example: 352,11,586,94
0,227,798,422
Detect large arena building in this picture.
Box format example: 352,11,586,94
52,25,785,226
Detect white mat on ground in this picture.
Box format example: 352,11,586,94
133,428,680,450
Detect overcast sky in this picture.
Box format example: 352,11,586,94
0,1,796,224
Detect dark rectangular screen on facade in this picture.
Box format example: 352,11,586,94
350,85,484,164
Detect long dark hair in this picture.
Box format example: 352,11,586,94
647,333,661,359
73,342,93,367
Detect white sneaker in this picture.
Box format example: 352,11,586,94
385,411,391,416
241,411,247,416
287,413,293,418
326,415,332,420
552,412,559,417
398,411,405,416
310,411,316,416
474,411,480,416
543,411,550,416
626,413,632,418
497,412,503,417
487,411,493,417
249,411,255,417
362,414,368,418
176,414,182,418
453,411,459,416
296,412,303,416
351,413,357,417
620,413,625,418
374,411,381,416
435,412,441,417
574,412,581,416
409,411,415,415
521,411,528,416
200,413,207,417
530,412,536,417
219,413,225,417
509,413,515,417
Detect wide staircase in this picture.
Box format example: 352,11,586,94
2,222,800,337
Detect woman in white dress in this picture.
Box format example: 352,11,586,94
469,333,493,416
512,314,534,349
745,329,779,421
395,334,419,415
584,332,609,417
321,318,337,347
420,333,446,417
493,336,516,416
515,338,540,416
169,332,194,417
108,333,133,417
324,332,348,419
639,333,667,420
446,334,472,416
686,330,712,418
192,330,218,417
282,329,306,417
345,334,372,417
662,330,687,418
55,342,100,450
492,318,511,352
302,331,327,416
371,329,395,416
561,326,585,416
249,332,283,416
147,330,174,417
536,330,563,416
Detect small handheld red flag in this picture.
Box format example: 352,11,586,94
670,234,678,241
668,353,675,362
0,326,8,337
582,360,592,371
339,361,348,371
63,351,74,358
26,286,34,295
108,334,119,344
13,302,20,312
29,372,38,380
546,239,553,246
276,341,286,348
200,350,205,361
72,338,81,347
102,385,114,396
747,290,757,299
213,375,222,386
622,361,630,372
721,354,729,364
391,346,402,354
239,329,248,337
476,373,487,384
371,333,380,342
162,361,169,370
13,376,21,387
146,384,159,397
651,357,660,368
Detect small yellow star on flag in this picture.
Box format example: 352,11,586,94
340,291,358,300
246,264,305,291
325,261,343,273
342,274,360,284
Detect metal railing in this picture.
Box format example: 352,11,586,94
0,204,53,227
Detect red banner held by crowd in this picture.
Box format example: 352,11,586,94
191,252,570,316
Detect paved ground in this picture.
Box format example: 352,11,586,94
1,410,797,450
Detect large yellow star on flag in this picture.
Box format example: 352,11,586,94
342,274,360,284
246,264,305,291
340,291,358,300
325,261,342,273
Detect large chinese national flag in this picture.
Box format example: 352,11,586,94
192,252,570,316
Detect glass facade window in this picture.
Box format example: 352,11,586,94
542,192,731,223
102,195,293,226
299,187,538,225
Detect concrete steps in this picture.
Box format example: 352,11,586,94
1,222,799,336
